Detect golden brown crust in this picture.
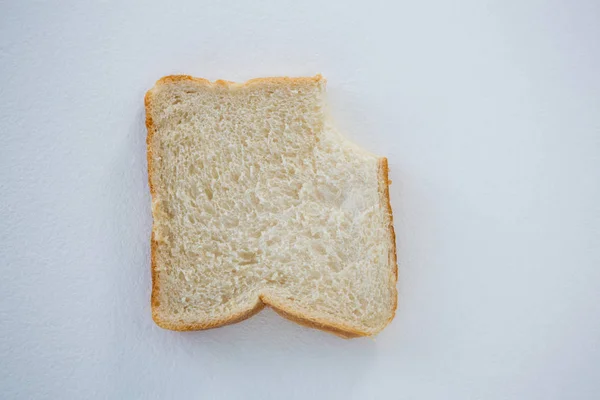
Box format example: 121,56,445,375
379,158,398,278
153,74,324,90
145,75,396,338
153,300,266,331
145,88,161,323
378,157,399,326
262,295,367,338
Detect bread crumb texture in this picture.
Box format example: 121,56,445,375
145,75,397,337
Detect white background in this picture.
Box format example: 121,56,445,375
1,1,600,399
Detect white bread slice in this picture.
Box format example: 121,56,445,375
145,75,397,338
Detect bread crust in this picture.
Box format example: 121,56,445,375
378,157,399,326
154,74,325,89
145,75,397,337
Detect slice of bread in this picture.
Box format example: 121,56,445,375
145,75,397,338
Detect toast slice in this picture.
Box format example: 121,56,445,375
145,75,397,338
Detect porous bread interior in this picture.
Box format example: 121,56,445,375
147,76,396,335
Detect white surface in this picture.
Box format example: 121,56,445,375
1,1,600,399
